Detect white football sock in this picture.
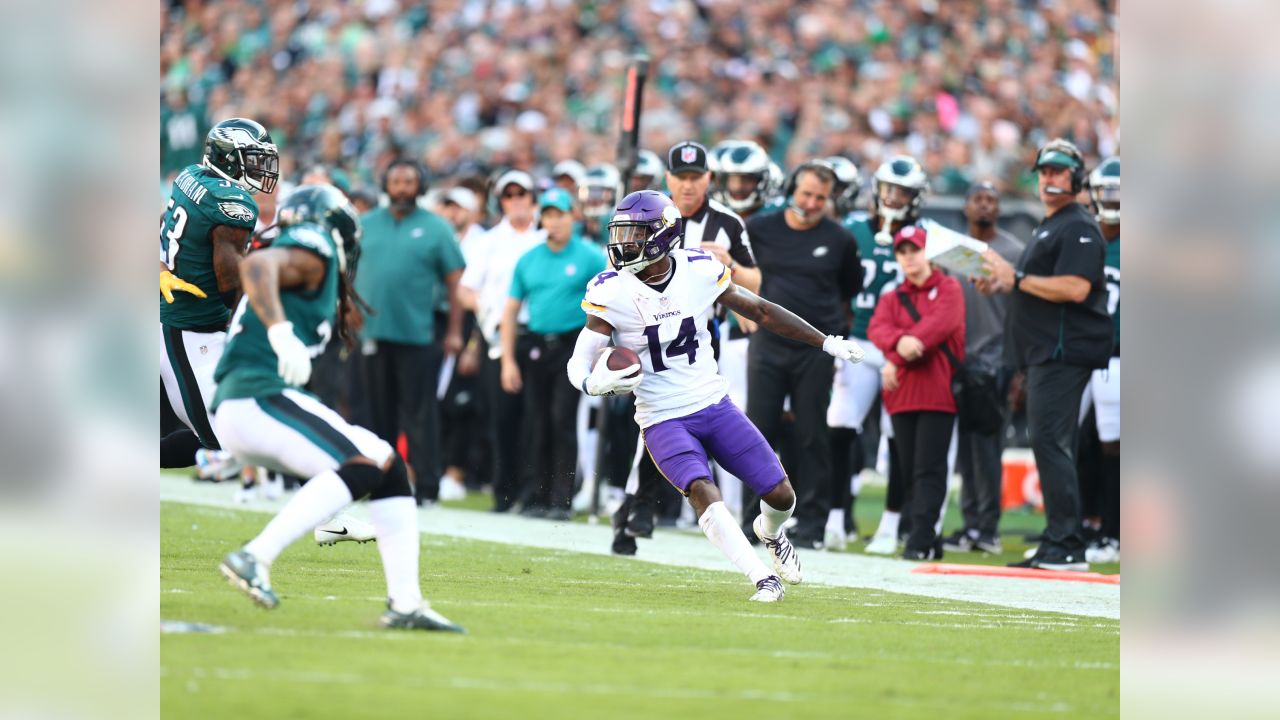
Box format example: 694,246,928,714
757,496,795,538
875,510,901,539
827,508,846,531
245,470,353,563
369,496,424,612
700,501,771,585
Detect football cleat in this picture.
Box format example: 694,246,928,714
942,529,977,553
748,575,785,603
753,515,803,584
864,533,899,555
219,549,278,609
315,512,376,546
380,601,466,633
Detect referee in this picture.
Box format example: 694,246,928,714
743,160,863,547
979,139,1114,571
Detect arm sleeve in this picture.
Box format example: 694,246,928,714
509,255,528,301
908,277,965,351
1052,220,1106,281
566,326,612,391
437,222,466,275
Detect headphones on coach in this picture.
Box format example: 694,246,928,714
381,158,428,198
783,159,838,201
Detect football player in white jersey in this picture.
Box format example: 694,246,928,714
566,191,865,602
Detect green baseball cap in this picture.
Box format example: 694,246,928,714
539,187,574,213
1034,146,1081,170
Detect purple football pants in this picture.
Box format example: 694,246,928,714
641,396,786,497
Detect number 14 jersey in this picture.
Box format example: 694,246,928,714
581,249,730,429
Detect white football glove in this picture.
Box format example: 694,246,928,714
268,322,313,386
823,335,865,363
583,348,643,397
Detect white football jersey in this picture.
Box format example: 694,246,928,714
582,248,731,428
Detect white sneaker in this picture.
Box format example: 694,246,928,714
824,523,848,552
1085,538,1120,564
315,512,376,545
438,475,467,502
753,515,803,584
748,575,785,603
864,533,898,555
262,472,285,501
233,483,258,504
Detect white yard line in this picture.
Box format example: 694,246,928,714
163,475,1119,619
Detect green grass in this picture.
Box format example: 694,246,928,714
161,501,1118,719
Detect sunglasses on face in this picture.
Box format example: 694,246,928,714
502,188,529,199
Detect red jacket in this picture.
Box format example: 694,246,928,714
867,271,966,415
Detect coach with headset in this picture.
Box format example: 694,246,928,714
742,160,863,548
978,139,1113,571
355,158,467,505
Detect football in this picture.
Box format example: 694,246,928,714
596,346,642,378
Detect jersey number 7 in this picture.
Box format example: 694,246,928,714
643,317,698,372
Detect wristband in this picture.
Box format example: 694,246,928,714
1013,271,1025,291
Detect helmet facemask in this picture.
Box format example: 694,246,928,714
606,201,682,274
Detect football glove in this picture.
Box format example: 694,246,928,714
583,348,642,397
267,322,312,386
160,269,207,304
823,335,865,363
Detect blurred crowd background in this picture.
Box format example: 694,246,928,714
160,0,1118,199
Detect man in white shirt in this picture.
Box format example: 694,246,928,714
458,170,544,511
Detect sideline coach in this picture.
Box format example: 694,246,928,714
978,138,1113,570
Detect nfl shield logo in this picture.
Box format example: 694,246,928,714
199,345,208,355
681,147,697,164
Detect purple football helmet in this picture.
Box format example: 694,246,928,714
606,190,684,273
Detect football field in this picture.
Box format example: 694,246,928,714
161,477,1119,719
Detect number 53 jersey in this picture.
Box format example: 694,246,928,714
582,249,731,429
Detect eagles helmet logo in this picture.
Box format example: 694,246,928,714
219,202,256,223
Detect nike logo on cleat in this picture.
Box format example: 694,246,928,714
325,527,349,535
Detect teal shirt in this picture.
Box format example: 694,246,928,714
509,238,606,334
354,207,465,344
1104,234,1120,350
212,223,339,408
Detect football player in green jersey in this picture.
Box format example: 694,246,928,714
213,185,464,632
828,156,928,554
160,118,278,472
1081,156,1120,564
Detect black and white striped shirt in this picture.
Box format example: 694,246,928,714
680,197,757,268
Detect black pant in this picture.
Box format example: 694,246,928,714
744,335,834,536
361,340,442,501
518,332,580,512
957,425,1004,536
1026,361,1094,553
484,348,527,511
891,411,955,553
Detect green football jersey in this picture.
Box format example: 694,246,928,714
211,223,339,408
160,164,259,330
1103,235,1120,349
847,213,903,339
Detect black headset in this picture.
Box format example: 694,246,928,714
381,158,428,198
783,159,837,200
